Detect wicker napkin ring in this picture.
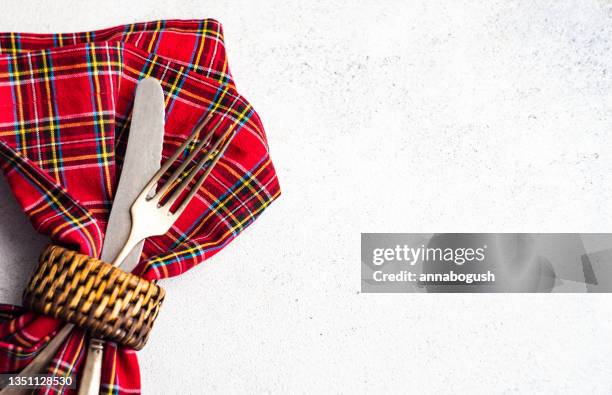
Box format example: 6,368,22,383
22,244,165,350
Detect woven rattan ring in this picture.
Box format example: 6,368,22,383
23,244,165,350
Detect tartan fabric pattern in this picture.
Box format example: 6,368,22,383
0,20,280,394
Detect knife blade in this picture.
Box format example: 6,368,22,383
100,78,165,268
77,77,165,395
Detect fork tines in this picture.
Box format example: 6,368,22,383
143,111,240,219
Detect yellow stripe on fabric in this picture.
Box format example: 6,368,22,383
9,32,17,55
9,50,27,157
89,208,109,215
192,19,208,72
105,348,118,395
28,203,92,239
0,61,124,79
116,41,123,66
208,21,229,84
145,54,159,78
164,65,184,108
27,152,111,165
90,43,114,199
41,51,61,183
125,22,136,41
62,333,85,380
218,48,228,84
111,43,141,147
0,119,111,136
146,20,162,53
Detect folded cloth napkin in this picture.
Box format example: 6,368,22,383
0,19,280,394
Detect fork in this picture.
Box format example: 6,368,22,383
77,110,240,395
103,109,238,272
0,110,240,395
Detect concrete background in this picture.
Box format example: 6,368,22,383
1,1,611,393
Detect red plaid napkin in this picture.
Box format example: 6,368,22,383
0,19,280,394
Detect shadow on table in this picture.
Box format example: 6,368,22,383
0,177,49,305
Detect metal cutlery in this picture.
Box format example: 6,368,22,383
0,77,165,395
0,76,239,395
78,95,238,395
109,109,239,269
78,78,166,395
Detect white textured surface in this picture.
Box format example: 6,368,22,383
1,1,612,394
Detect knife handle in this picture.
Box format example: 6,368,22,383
77,338,104,395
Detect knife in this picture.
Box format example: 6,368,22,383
78,78,165,395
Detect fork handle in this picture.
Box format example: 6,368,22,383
77,338,104,395
76,235,141,395
110,233,141,268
